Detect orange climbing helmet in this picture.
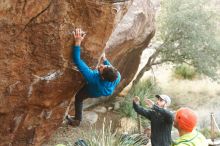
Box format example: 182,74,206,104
175,107,197,132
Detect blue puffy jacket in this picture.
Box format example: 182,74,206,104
72,46,121,97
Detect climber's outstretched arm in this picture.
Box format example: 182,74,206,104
72,28,95,83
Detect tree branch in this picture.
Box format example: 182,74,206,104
132,49,161,86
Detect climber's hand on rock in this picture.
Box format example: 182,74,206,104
73,28,86,46
101,53,107,62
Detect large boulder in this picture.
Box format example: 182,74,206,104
0,0,155,145
83,0,156,106
107,0,156,94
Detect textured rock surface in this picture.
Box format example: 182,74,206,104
0,0,155,145
82,111,98,125
93,106,107,113
83,0,156,106
106,0,156,94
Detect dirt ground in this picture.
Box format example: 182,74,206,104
42,108,122,146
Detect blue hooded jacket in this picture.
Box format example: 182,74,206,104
72,46,121,97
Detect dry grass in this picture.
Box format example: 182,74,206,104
43,111,121,146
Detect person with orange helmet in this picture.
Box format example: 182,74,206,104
172,107,208,146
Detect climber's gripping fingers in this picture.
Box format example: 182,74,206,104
73,28,86,39
73,28,86,46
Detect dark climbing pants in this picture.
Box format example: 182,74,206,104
74,86,90,121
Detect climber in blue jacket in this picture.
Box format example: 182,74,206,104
66,28,121,127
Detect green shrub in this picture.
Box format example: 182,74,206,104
174,64,197,80
119,78,161,119
119,100,137,118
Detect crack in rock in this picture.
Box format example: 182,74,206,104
8,81,21,94
40,109,52,119
13,115,23,133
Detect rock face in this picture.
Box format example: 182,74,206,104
107,0,156,94
0,0,155,145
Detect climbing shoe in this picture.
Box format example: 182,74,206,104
65,115,81,127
